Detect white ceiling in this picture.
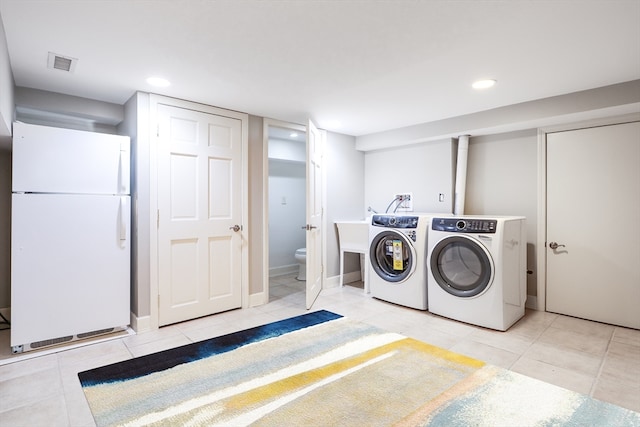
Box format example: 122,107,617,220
1,0,638,137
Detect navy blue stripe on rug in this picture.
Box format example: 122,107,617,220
78,310,342,387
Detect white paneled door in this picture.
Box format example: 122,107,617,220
546,121,640,329
305,119,323,309
157,103,244,326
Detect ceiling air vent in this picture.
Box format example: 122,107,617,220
47,52,77,73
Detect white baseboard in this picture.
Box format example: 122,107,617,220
249,292,266,307
342,271,362,285
324,275,340,289
269,265,298,278
325,270,362,290
525,295,538,310
130,312,152,333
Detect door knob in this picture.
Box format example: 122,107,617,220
549,242,565,250
229,224,241,232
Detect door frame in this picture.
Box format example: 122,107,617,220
148,94,249,329
535,112,640,313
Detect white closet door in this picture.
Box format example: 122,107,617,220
546,121,640,329
157,104,244,326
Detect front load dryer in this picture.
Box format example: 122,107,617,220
368,214,430,310
427,216,526,330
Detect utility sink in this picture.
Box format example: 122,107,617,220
335,220,369,252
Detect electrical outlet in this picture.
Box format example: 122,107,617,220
394,193,413,211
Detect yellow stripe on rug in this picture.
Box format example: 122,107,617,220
233,337,484,410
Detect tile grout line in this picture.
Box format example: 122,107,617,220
589,327,616,398
58,353,75,427
506,313,555,371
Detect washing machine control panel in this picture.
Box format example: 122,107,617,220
432,218,497,233
371,215,419,229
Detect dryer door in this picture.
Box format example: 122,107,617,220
429,235,494,297
369,231,416,283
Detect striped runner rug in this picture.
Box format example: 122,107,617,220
79,310,640,426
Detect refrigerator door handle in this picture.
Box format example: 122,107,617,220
119,196,127,246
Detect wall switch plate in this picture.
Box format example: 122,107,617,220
394,192,413,211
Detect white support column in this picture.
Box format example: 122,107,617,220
454,135,470,215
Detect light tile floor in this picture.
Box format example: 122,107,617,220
1,274,639,426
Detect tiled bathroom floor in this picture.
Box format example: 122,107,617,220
1,274,638,426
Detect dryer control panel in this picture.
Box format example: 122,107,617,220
432,218,497,233
371,215,419,229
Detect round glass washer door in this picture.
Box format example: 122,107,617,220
369,230,415,283
429,235,494,297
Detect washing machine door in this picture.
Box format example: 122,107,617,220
370,231,415,283
429,235,494,297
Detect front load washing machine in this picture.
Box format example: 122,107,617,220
427,216,526,330
368,214,430,310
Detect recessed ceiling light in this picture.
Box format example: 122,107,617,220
289,132,298,138
146,76,171,87
472,79,497,89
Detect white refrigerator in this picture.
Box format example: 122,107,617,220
11,122,131,352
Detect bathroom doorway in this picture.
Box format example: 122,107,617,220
264,120,307,305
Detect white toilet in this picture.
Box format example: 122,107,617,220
294,248,306,280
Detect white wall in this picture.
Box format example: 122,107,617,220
0,12,14,148
268,159,306,274
269,138,305,162
119,92,151,319
364,138,455,215
268,137,307,275
248,115,265,295
464,129,538,297
356,81,640,151
325,132,365,279
14,87,122,134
